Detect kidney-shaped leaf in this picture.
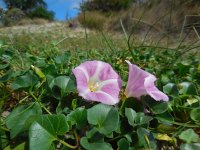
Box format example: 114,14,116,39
180,143,200,150
163,83,179,96
125,108,137,126
5,102,42,138
190,108,200,123
117,138,130,150
49,76,76,99
179,82,197,95
179,129,199,143
29,122,56,150
67,107,87,129
29,114,69,150
11,71,39,90
80,137,113,150
87,104,119,135
36,114,69,135
135,113,153,126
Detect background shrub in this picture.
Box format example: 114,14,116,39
78,11,106,30
27,6,54,21
81,0,132,12
4,8,25,26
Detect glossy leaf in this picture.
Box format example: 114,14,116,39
5,103,42,138
163,83,179,96
135,113,153,126
190,109,200,123
80,137,113,150
143,96,168,114
36,114,69,135
29,122,55,150
125,108,137,126
87,104,119,135
11,71,39,90
29,114,69,150
67,107,87,129
179,129,199,143
117,138,130,150
180,143,200,150
179,82,197,95
49,75,76,99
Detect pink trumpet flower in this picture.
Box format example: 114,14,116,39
125,60,169,101
72,61,122,105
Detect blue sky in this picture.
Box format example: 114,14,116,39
45,0,83,20
0,0,83,20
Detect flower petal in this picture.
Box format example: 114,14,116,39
98,61,121,81
84,91,119,105
125,60,149,98
72,67,89,93
125,60,169,101
73,60,122,105
144,75,169,101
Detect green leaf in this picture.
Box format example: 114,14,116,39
5,103,42,138
179,129,199,143
135,113,153,126
179,82,198,95
125,108,137,126
0,129,9,149
117,138,130,150
36,114,69,135
155,111,174,124
87,104,119,135
136,127,156,149
29,114,69,150
4,142,26,150
49,76,76,99
157,124,176,134
54,53,70,64
0,70,25,83
180,143,200,150
163,83,179,96
67,107,87,129
190,108,200,123
143,96,168,114
11,71,39,90
120,98,143,115
86,128,104,141
29,122,56,150
80,137,113,150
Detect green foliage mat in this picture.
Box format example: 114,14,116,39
0,36,200,150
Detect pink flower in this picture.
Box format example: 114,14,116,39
72,61,122,105
125,60,169,101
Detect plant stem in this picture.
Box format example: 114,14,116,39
29,91,52,115
56,130,79,149
144,135,152,150
19,96,29,104
56,138,77,149
1,126,10,132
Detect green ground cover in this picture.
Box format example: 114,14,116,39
0,28,200,149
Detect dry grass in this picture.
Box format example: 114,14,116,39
78,11,107,30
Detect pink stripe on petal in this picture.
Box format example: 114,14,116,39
125,60,149,98
98,62,120,81
125,60,169,101
73,60,122,105
72,68,88,93
101,83,120,99
78,61,98,77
